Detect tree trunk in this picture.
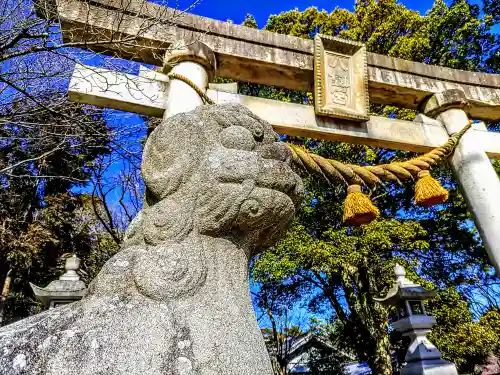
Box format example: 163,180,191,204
0,269,13,326
339,266,393,375
366,331,392,375
263,303,287,375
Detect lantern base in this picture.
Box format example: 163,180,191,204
401,359,458,375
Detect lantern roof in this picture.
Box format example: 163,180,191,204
374,264,437,306
30,254,86,308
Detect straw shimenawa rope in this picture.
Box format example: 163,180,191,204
168,72,473,225
287,121,473,225
286,121,472,189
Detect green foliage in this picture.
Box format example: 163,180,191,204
427,290,498,373
253,219,427,373
250,0,500,374
264,0,496,69
307,319,353,374
241,13,258,29
480,307,500,333
484,0,500,24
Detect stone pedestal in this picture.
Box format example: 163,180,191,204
422,89,500,273
401,360,459,375
395,316,457,375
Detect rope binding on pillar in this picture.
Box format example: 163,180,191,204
167,72,215,105
168,72,473,226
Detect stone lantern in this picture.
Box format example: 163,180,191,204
30,254,86,309
375,264,458,375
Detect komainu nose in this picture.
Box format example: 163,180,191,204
257,142,292,164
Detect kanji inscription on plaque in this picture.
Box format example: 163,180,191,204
327,53,350,106
314,35,369,122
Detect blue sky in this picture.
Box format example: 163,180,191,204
175,0,486,28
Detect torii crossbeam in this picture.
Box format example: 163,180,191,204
39,0,500,272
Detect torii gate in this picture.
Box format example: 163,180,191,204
41,0,500,271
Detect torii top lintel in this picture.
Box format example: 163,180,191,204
37,0,500,121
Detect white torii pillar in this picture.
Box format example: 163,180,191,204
423,89,500,273
162,42,216,118
139,41,216,208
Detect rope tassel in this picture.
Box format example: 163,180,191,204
414,170,449,207
343,185,380,226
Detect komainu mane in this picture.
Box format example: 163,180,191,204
0,104,304,375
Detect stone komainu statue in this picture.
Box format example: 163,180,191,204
0,104,304,375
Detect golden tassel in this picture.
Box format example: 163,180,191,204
343,184,380,226
414,170,449,207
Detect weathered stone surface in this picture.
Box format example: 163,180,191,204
427,94,500,276
163,41,217,80
69,63,167,117
420,88,469,118
68,64,500,159
0,103,304,375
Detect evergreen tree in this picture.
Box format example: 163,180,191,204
241,13,258,29
251,1,500,373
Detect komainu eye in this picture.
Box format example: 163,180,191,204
240,198,261,218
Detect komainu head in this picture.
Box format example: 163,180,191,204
132,103,304,254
